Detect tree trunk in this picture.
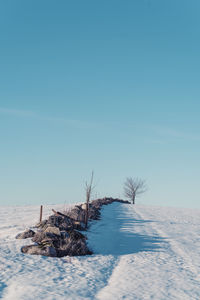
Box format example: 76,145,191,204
85,201,89,229
132,196,135,204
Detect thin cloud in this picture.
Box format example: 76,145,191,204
148,124,200,142
0,107,37,118
0,107,94,129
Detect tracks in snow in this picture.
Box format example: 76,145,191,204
95,204,200,300
134,206,200,284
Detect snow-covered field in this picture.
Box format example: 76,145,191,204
1,202,200,300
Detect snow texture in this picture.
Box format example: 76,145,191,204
1,203,200,299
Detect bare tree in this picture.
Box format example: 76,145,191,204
124,177,147,204
84,171,94,228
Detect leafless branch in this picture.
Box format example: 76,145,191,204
124,177,147,204
84,171,94,228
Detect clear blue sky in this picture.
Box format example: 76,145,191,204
1,0,200,208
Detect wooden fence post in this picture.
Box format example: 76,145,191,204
39,205,43,222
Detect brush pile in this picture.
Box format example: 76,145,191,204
16,198,130,257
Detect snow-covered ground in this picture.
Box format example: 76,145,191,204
1,202,200,300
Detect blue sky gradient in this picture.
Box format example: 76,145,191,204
1,0,200,207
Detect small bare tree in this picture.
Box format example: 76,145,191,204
84,171,94,228
124,177,147,204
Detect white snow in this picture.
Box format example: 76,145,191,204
1,202,200,299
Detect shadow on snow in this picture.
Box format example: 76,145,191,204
88,202,167,256
0,282,7,298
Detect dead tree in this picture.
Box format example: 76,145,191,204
84,171,94,228
124,177,147,204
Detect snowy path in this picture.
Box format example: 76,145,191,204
93,204,200,300
1,203,200,299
